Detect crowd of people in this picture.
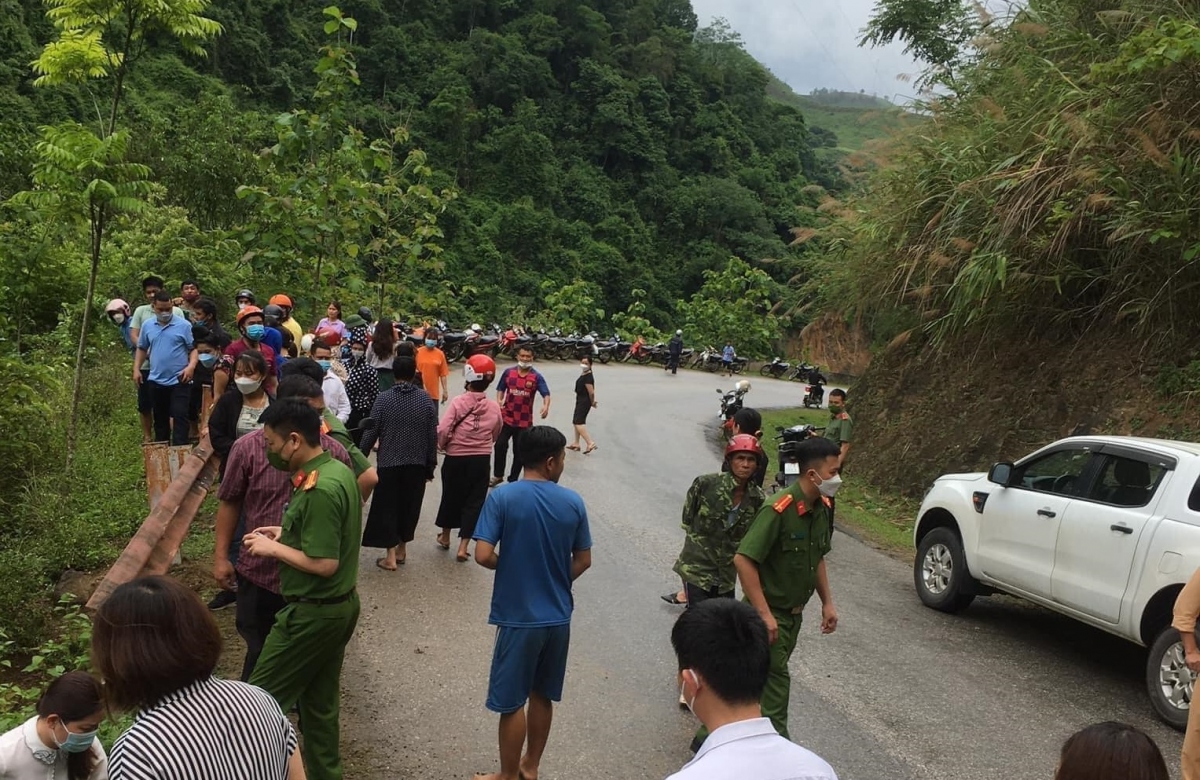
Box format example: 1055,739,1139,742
0,278,1185,779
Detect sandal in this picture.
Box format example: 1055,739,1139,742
584,444,598,454
375,558,398,572
566,444,581,451
660,592,686,605
436,536,450,550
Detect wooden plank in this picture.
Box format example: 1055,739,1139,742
86,437,215,611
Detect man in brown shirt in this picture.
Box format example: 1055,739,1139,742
1173,569,1200,779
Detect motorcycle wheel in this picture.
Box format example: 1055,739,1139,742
759,365,774,377
597,351,611,364
731,362,746,375
705,361,718,373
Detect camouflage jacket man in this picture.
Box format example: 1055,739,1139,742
672,472,768,594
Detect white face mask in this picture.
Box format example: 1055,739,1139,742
679,670,698,715
235,377,262,395
813,472,843,498
110,313,126,325
517,361,532,370
580,364,590,373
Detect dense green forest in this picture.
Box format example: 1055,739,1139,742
0,0,842,332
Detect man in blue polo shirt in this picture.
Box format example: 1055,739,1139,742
134,291,198,445
472,426,592,780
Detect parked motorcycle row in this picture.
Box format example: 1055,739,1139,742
409,324,831,420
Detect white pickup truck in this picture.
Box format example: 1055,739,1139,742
912,435,1200,729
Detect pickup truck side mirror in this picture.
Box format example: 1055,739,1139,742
988,462,1014,486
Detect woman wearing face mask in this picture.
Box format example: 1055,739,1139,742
0,670,107,780
567,355,598,454
343,332,378,447
208,351,272,472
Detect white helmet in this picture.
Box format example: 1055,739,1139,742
300,333,315,354
735,379,751,393
470,323,483,333
676,329,683,335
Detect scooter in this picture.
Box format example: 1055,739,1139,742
771,424,825,491
716,380,752,433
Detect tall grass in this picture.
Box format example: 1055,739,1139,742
811,0,1200,349
0,352,146,645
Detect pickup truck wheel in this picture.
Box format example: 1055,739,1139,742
914,527,976,613
1146,625,1191,731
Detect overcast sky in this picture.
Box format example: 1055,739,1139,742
689,0,925,102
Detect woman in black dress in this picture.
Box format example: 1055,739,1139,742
568,355,598,454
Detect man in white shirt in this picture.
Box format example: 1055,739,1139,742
668,599,837,780
311,338,352,422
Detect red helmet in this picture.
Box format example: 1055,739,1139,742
725,433,765,465
314,327,342,348
464,354,496,383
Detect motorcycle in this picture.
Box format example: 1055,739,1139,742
694,346,724,373
771,424,825,491
623,336,648,363
802,376,826,409
789,362,821,382
716,380,752,433
759,357,792,379
593,334,621,364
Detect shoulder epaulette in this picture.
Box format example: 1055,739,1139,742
821,496,833,508
303,470,319,491
320,419,331,435
773,494,793,513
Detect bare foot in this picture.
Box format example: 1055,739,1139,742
473,773,518,780
519,759,539,780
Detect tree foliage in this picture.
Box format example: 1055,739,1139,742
677,257,784,357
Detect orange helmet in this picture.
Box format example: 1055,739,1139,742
269,293,293,308
235,305,264,326
464,354,496,383
725,433,765,465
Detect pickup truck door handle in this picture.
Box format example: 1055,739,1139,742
1110,524,1133,535
1037,509,1056,518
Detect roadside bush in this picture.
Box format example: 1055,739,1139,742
0,351,145,646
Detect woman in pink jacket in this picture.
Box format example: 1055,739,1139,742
435,354,504,561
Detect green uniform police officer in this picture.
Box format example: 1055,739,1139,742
244,398,363,780
734,437,843,740
276,370,379,503
823,388,852,469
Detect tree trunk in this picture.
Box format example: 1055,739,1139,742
68,208,104,469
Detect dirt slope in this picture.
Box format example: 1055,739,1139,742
848,327,1200,496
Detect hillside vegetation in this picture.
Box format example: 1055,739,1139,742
810,0,1200,492
766,78,920,154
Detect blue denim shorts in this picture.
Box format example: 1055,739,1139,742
486,624,571,714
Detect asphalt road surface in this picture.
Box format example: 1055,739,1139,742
337,361,1185,780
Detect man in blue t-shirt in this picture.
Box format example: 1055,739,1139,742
472,425,592,780
134,291,198,445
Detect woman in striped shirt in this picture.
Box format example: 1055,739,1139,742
92,576,305,780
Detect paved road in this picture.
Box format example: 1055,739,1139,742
337,361,1184,780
